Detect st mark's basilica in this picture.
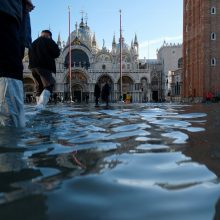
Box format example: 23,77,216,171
23,16,163,103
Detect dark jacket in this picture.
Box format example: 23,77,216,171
29,36,60,73
94,84,101,98
101,83,110,100
19,2,32,49
0,0,22,25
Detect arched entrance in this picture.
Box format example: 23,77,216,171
97,75,113,102
72,84,83,103
117,76,134,101
151,76,159,102
23,77,35,103
66,70,88,102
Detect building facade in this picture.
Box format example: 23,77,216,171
168,68,183,102
183,0,220,101
157,41,182,100
23,17,163,103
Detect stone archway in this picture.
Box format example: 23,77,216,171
97,75,113,89
117,76,134,100
66,70,88,102
97,75,114,102
23,77,35,103
117,76,134,93
72,84,83,103
151,76,159,102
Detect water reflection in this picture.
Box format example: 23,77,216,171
0,103,220,220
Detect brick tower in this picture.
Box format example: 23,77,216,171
183,0,220,101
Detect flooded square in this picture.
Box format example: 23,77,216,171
0,103,220,220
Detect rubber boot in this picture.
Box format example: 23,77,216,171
36,89,51,110
36,96,39,103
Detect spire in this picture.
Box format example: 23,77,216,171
102,39,105,48
80,17,85,28
57,33,62,48
80,10,85,28
131,39,134,48
58,33,61,42
134,33,138,45
85,13,88,27
112,33,116,47
92,33,96,47
75,22,78,37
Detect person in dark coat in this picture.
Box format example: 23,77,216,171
0,0,33,127
94,83,101,106
19,0,34,59
101,82,110,107
29,30,60,109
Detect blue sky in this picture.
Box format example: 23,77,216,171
31,0,183,58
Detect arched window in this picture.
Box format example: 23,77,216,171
65,49,90,69
178,57,183,69
211,7,216,15
211,32,216,40
211,58,216,66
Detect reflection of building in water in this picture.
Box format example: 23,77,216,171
23,15,163,103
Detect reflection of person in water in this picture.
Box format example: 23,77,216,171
101,82,110,107
94,83,101,106
0,128,48,219
0,128,42,197
214,198,220,220
0,194,48,220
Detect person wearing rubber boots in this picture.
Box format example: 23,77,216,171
0,0,34,127
29,30,60,110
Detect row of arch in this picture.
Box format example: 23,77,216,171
23,71,161,103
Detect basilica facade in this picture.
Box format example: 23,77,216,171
23,17,163,103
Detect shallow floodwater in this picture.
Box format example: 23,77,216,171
0,103,220,220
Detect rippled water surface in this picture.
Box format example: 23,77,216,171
0,103,220,220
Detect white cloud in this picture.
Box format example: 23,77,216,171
139,35,183,59
140,35,183,48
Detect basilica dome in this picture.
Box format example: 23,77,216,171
67,18,93,49
116,37,130,53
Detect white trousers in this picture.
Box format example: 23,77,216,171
0,77,25,127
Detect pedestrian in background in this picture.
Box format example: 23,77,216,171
94,83,101,106
0,0,34,127
101,82,110,107
29,30,60,110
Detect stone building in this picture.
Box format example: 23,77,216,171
157,41,182,100
183,0,220,101
168,68,183,102
23,17,163,103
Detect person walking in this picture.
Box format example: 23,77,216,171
0,0,33,127
29,30,60,110
101,82,110,107
94,83,101,106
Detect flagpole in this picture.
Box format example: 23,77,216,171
68,6,73,102
119,9,123,101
